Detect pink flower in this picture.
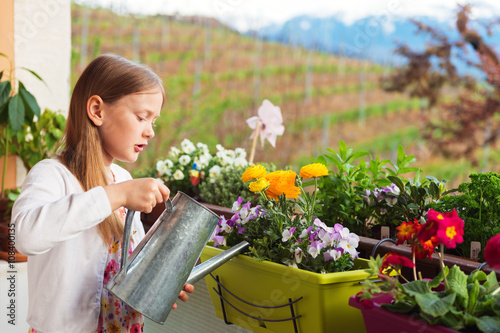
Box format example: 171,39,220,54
436,216,464,249
131,323,142,333
484,234,500,269
103,259,120,285
246,99,285,147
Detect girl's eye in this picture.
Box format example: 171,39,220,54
137,115,145,121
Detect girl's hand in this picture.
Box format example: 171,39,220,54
104,178,170,213
172,283,195,309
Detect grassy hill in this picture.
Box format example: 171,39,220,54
70,3,496,187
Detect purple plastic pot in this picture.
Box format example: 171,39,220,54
349,294,458,333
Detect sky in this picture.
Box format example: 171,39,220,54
76,0,500,32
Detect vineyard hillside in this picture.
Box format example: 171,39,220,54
70,4,497,186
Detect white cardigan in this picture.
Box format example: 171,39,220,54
12,158,145,333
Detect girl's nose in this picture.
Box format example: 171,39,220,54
144,123,155,139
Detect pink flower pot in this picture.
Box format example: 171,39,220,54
349,294,458,333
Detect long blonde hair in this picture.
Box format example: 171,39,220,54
60,54,165,243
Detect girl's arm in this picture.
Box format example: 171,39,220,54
12,160,113,255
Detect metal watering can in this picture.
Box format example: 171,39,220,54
106,191,249,324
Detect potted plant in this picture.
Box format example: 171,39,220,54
0,52,44,199
350,209,500,333
427,172,500,261
201,163,381,332
0,108,65,262
313,140,426,237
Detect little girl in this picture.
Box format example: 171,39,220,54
12,54,193,332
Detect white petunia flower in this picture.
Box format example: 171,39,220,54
235,147,246,158
173,170,185,180
209,165,221,178
233,157,248,168
179,155,191,166
168,146,181,158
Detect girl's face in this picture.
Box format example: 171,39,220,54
98,88,163,166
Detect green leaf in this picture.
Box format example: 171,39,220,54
402,280,431,296
484,271,499,293
0,100,8,123
387,175,405,192
475,316,500,333
399,167,421,174
493,295,500,317
19,82,41,119
448,265,469,309
18,66,45,84
468,280,480,313
415,293,456,317
338,140,347,160
345,151,370,164
0,80,11,106
430,269,445,288
467,270,487,284
8,94,25,132
382,300,415,314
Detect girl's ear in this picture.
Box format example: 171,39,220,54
87,95,105,126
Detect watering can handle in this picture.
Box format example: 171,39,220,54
117,199,173,283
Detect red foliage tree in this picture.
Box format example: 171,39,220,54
382,5,500,165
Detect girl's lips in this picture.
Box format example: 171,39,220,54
135,144,146,152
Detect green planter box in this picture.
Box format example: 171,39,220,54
201,245,372,333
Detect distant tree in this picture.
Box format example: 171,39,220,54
382,5,500,165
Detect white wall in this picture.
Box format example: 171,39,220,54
13,0,71,186
14,0,71,116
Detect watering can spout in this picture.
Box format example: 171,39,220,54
186,241,249,285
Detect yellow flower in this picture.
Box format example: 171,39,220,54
249,177,270,192
299,163,328,179
241,164,267,182
107,320,120,333
109,240,119,254
265,170,300,200
102,297,110,314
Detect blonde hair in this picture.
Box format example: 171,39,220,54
60,54,165,243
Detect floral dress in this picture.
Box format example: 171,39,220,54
29,209,143,333
96,206,144,333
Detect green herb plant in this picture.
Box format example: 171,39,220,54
428,172,500,260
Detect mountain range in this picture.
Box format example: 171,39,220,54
252,14,500,77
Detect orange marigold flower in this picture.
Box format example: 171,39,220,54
241,164,267,182
395,219,420,245
265,170,300,200
299,163,329,179
436,215,464,249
